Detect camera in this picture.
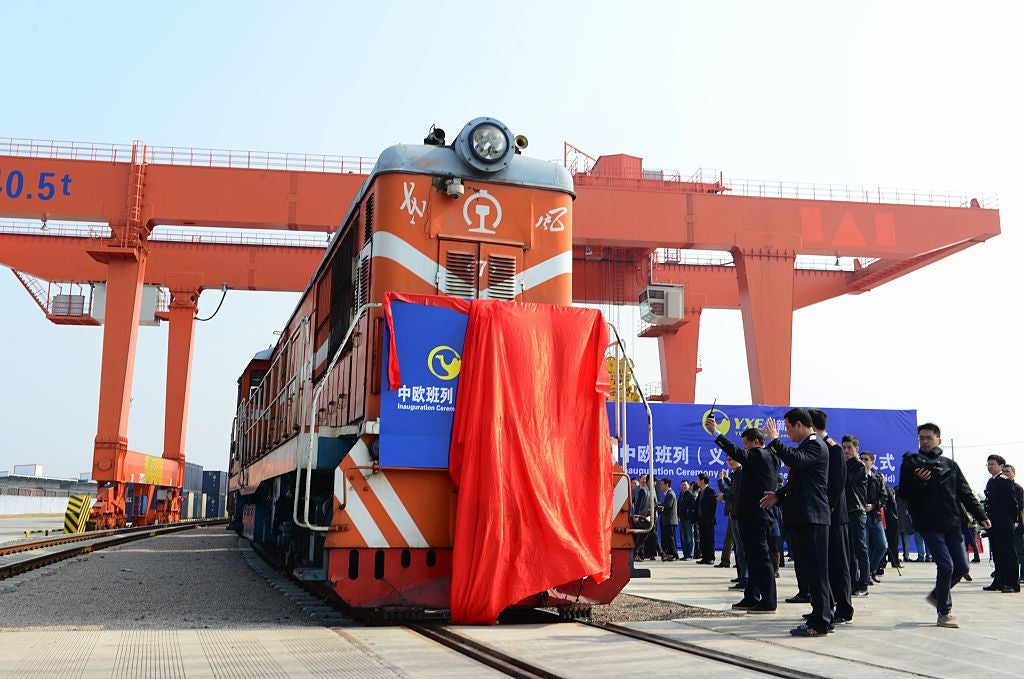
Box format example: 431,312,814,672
903,452,948,479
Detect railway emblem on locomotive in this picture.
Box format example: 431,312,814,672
427,345,461,381
463,189,502,234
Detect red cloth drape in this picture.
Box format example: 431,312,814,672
448,300,612,624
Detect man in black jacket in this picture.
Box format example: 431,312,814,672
983,454,1020,592
694,473,717,564
862,452,889,581
706,417,780,613
760,408,833,637
898,422,989,629
843,435,870,596
677,480,696,560
809,409,854,624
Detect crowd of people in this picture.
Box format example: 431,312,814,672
629,411,1024,636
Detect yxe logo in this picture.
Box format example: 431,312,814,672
427,346,461,381
702,407,730,436
702,407,773,437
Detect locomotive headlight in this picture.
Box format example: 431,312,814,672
470,123,508,161
454,117,516,173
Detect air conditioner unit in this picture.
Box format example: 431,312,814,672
639,285,684,324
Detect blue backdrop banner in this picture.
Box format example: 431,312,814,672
379,300,469,468
611,402,917,550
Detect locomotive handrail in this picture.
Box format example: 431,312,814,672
296,303,382,532
606,321,655,534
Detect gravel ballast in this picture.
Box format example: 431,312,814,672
0,526,319,631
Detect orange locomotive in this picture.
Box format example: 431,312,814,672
228,117,634,619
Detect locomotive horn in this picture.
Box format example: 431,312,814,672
513,134,529,151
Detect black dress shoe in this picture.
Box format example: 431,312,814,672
983,584,1001,591
852,589,869,597
833,615,852,624
729,582,747,590
1001,586,1020,593
785,593,811,604
871,575,881,584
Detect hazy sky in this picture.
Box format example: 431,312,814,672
1,1,1020,494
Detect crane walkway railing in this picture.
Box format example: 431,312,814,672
0,221,330,248
1,136,376,174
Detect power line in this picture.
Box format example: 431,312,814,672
950,440,1024,449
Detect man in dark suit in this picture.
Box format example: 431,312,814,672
706,416,780,613
694,472,717,564
677,480,697,560
760,408,833,637
984,454,1020,592
843,435,870,596
657,478,679,561
809,409,854,624
1004,465,1024,582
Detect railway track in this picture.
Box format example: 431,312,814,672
245,541,827,679
0,519,228,581
405,615,829,679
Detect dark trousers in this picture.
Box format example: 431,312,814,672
739,518,776,609
1014,527,1024,580
720,517,733,565
882,520,900,569
679,520,694,558
793,523,833,631
922,529,969,616
789,528,809,595
829,521,853,618
848,512,869,590
990,528,1020,589
962,524,979,559
660,522,678,558
632,516,651,556
698,520,716,562
643,519,661,557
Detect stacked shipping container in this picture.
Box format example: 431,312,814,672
202,470,227,518
181,462,205,519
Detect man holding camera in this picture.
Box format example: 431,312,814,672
898,423,990,628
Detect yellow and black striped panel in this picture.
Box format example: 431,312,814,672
64,495,92,534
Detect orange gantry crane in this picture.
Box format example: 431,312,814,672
0,135,1000,527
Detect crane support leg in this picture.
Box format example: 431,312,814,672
657,305,703,403
88,248,147,528
733,245,796,406
164,289,199,486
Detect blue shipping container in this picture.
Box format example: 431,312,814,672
205,494,226,518
202,470,228,497
184,462,204,492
